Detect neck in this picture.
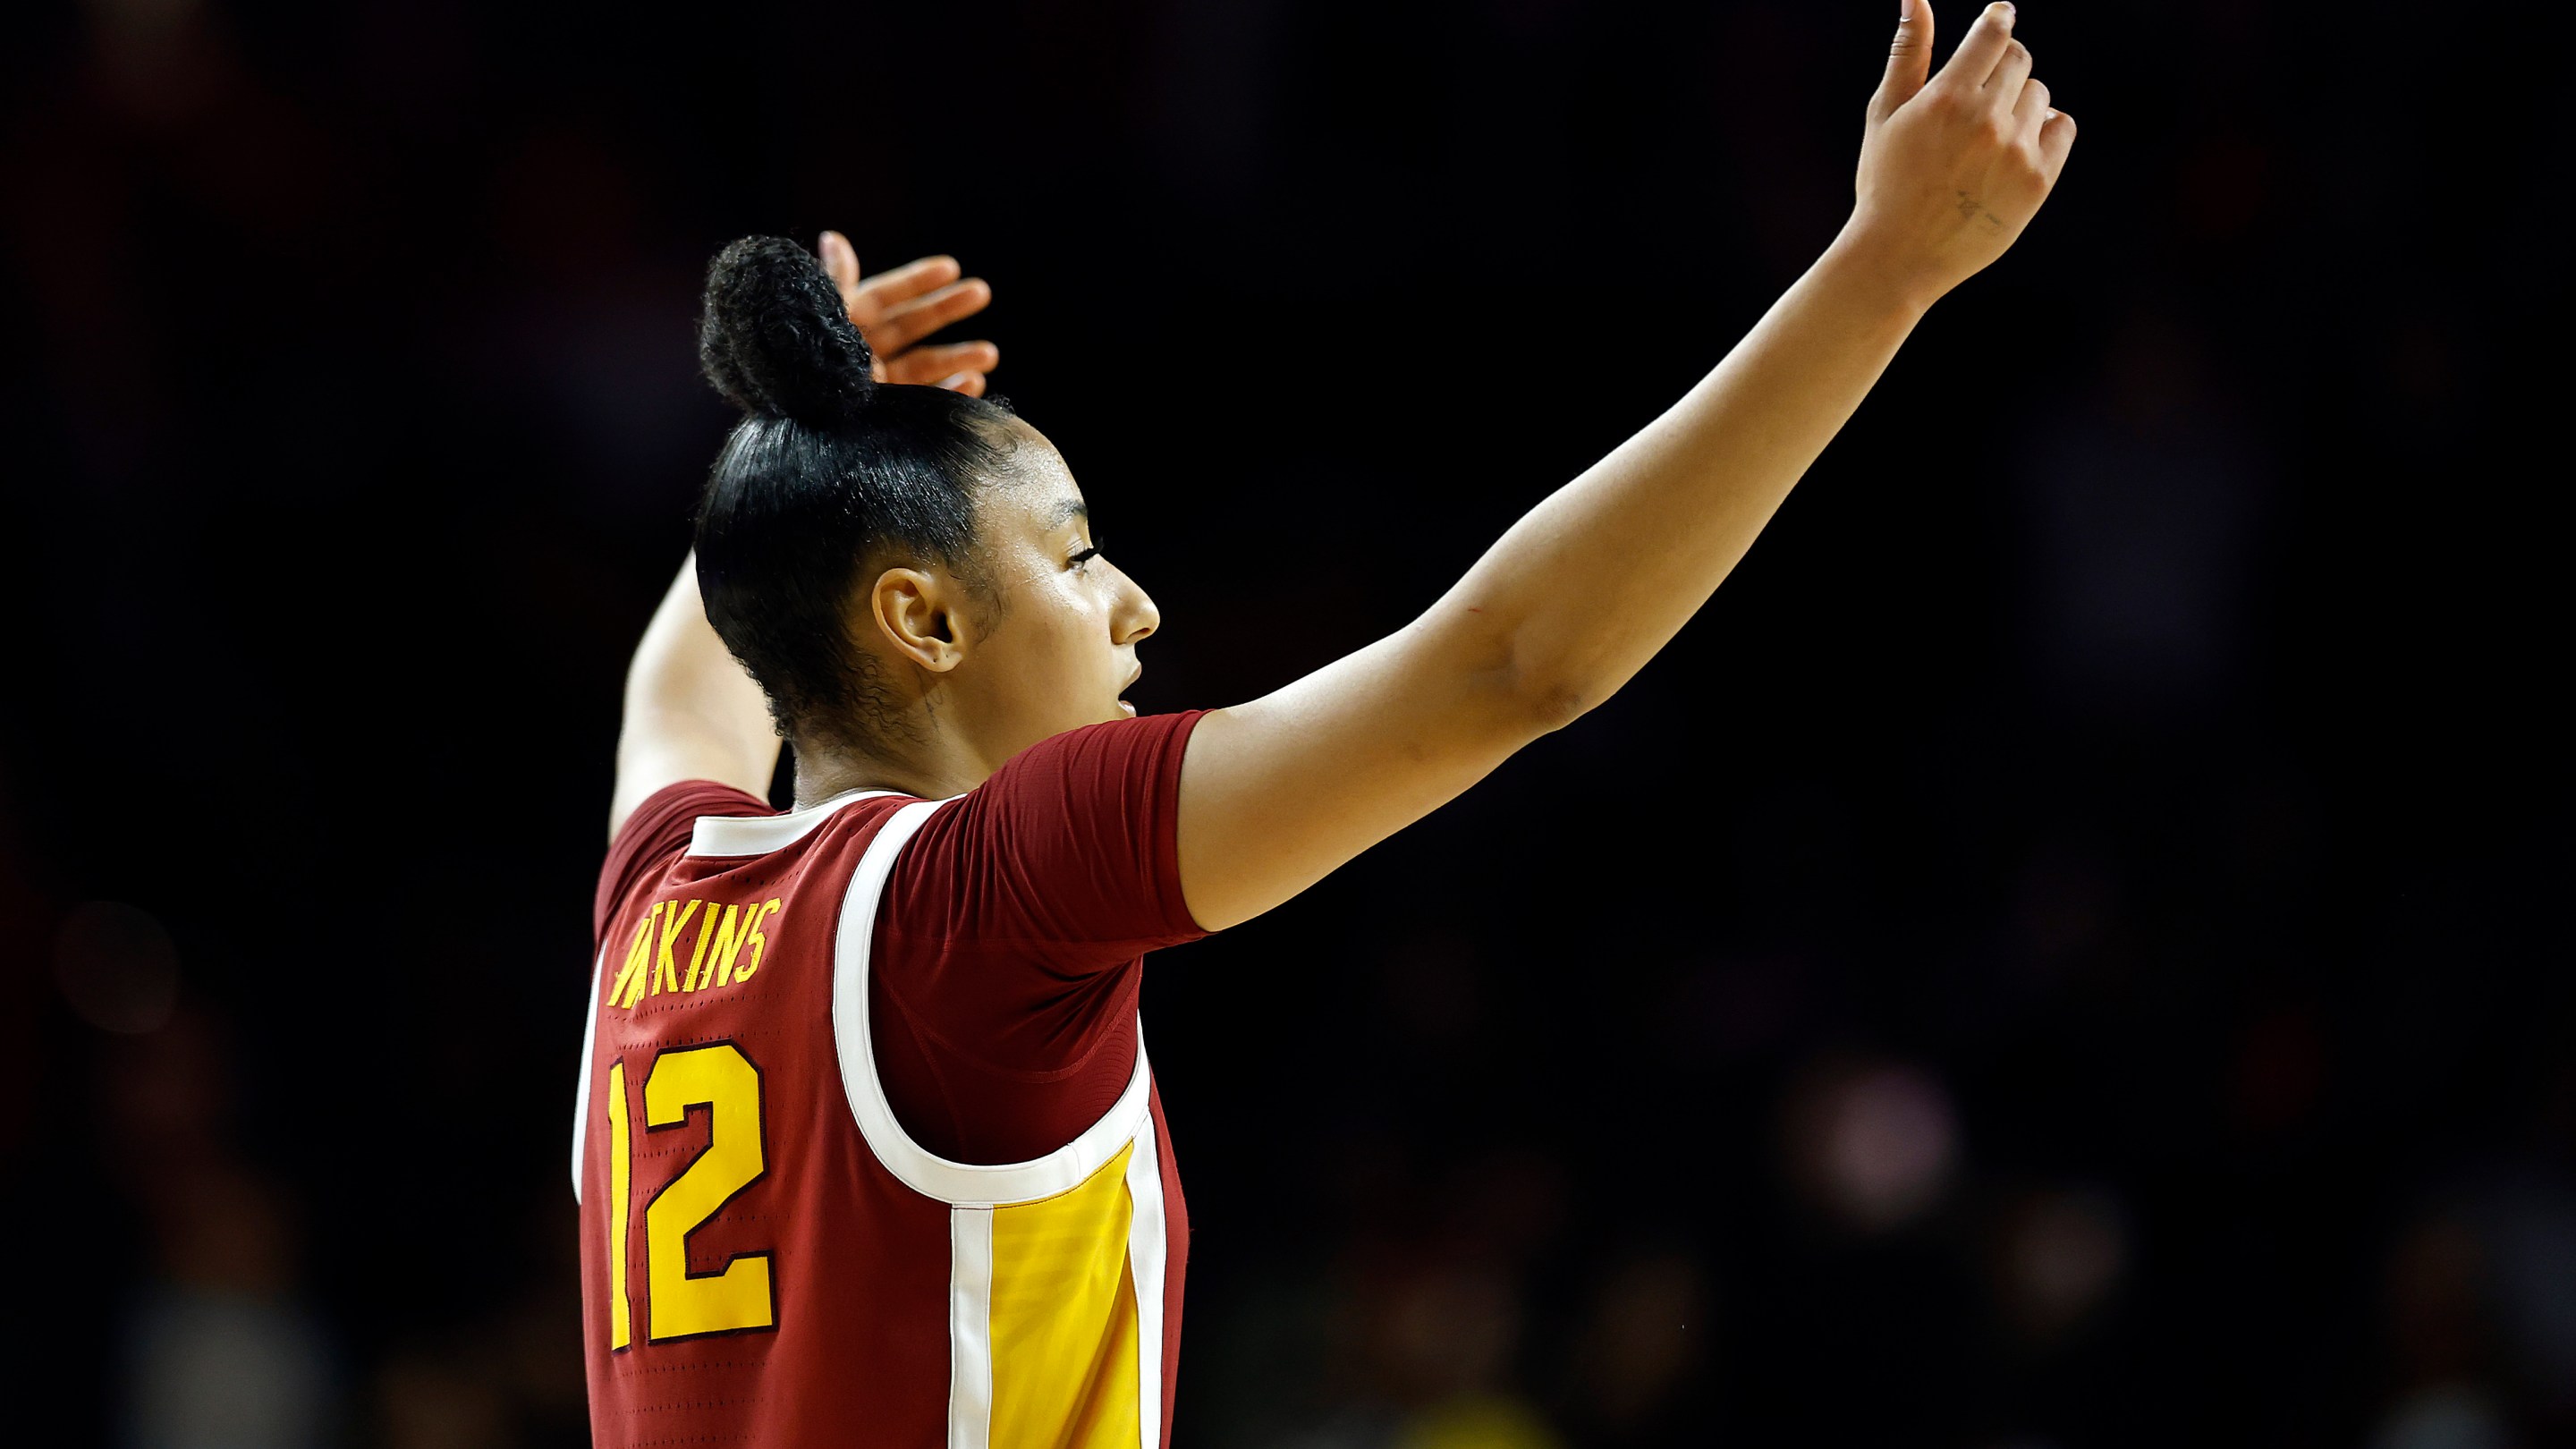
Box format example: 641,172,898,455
789,731,992,808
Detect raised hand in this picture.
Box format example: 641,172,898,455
818,230,1001,396
1846,1,2076,308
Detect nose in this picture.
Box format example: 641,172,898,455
1110,565,1159,648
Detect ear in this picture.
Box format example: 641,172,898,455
868,567,968,674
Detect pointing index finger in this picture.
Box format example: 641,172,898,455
1935,2,2018,93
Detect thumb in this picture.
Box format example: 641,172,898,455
1871,0,1934,122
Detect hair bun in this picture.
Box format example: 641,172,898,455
698,235,876,428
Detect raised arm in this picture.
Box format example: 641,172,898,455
1175,1,2074,928
608,234,1001,838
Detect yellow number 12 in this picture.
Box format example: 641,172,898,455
604,1042,775,1348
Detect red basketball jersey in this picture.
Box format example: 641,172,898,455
574,782,1187,1448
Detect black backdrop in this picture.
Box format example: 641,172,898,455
5,1,2572,1445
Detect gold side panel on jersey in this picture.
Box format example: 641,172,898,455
641,1044,775,1341
987,1143,1142,1449
606,1059,631,1352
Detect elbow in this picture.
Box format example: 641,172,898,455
1419,609,1610,740
1497,649,1610,735
1523,675,1604,734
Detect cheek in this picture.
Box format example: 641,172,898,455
999,580,1106,681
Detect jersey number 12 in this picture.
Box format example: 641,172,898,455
602,1042,775,1348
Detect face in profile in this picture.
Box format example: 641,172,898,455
927,424,1161,759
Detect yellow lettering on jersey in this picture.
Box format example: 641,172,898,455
696,905,747,990
733,900,784,984
653,900,700,997
682,904,721,992
609,904,660,1011
642,1044,773,1341
606,1059,632,1351
606,899,784,1005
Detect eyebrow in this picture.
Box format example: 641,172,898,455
1047,498,1089,530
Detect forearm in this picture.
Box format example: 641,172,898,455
1440,239,1927,719
1175,2,2070,930
1181,247,1929,927
608,555,782,838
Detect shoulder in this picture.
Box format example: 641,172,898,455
969,710,1209,810
594,779,774,944
888,712,1210,951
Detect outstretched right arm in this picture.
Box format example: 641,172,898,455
1174,1,2074,929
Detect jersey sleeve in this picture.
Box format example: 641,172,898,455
593,780,774,945
886,710,1208,966
866,710,1208,1158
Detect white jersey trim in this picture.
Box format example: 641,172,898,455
689,787,899,858
947,1206,996,1449
570,941,606,1203
1126,1119,1168,1449
832,798,1156,1208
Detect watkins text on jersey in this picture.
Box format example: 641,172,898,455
605,897,784,1011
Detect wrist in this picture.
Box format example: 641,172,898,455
1814,227,1943,324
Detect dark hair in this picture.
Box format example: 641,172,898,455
692,235,1021,753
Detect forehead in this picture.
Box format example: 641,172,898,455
984,424,1087,534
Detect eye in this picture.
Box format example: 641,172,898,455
1068,545,1100,571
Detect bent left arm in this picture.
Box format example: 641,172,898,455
610,559,781,837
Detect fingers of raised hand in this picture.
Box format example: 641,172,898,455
845,254,965,327
873,364,989,395
2038,107,2078,182
852,253,963,307
820,230,867,312
865,277,994,356
1936,2,2017,92
1989,40,2032,102
873,362,988,395
2013,79,2056,157
875,340,1001,387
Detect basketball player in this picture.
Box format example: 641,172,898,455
575,6,2072,1445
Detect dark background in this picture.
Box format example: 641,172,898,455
4,0,2572,1445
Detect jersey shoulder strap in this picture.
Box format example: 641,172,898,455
828,798,1156,1208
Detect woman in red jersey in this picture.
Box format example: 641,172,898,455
578,7,2072,1446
